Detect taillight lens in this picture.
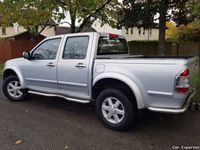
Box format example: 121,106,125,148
176,69,190,94
109,34,119,39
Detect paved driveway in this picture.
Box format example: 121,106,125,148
0,77,200,150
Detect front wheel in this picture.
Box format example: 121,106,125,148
96,89,136,131
3,76,29,101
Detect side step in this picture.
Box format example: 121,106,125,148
28,91,90,104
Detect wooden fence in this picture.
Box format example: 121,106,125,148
0,40,41,63
129,41,200,57
0,40,200,63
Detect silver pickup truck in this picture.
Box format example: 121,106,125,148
2,32,199,130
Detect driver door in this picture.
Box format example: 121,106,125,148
22,37,61,93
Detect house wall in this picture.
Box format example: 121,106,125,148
39,26,55,37
92,22,122,35
0,26,55,38
122,27,159,41
0,26,27,38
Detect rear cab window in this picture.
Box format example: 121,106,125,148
97,34,129,55
63,36,89,59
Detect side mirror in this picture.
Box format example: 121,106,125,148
23,51,31,60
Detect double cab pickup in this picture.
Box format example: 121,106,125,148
2,32,199,130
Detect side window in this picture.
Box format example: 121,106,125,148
63,36,89,59
32,38,61,60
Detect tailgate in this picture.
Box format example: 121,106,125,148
187,57,199,91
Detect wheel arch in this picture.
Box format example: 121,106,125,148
93,73,144,109
3,67,26,88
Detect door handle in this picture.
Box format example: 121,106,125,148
47,62,55,67
75,63,87,69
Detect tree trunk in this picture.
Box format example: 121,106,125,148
29,26,39,41
71,17,76,33
158,0,168,56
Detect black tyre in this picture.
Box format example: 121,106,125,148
96,89,136,131
3,76,29,101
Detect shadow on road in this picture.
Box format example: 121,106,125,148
24,94,197,133
0,92,200,149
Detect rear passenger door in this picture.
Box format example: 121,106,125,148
57,33,93,99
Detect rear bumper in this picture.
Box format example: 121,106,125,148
147,89,196,114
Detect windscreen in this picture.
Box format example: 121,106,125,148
97,36,129,55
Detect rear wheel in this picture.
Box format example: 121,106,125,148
3,76,28,101
96,89,136,131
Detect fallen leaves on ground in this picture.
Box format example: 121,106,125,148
15,140,23,145
64,145,68,149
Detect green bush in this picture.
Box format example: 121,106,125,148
0,63,4,76
197,75,200,87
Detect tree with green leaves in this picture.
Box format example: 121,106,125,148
0,0,58,38
165,0,200,42
167,22,200,42
188,0,200,22
120,0,193,56
56,0,119,33
0,0,118,37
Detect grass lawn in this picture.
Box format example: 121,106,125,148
197,75,200,86
0,63,4,76
196,75,200,99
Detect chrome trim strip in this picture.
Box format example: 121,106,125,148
148,90,196,114
147,90,173,96
58,81,87,87
26,78,57,83
28,91,90,104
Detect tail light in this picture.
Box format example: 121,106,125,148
176,69,190,93
109,34,119,39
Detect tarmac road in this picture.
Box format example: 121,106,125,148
0,77,200,150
